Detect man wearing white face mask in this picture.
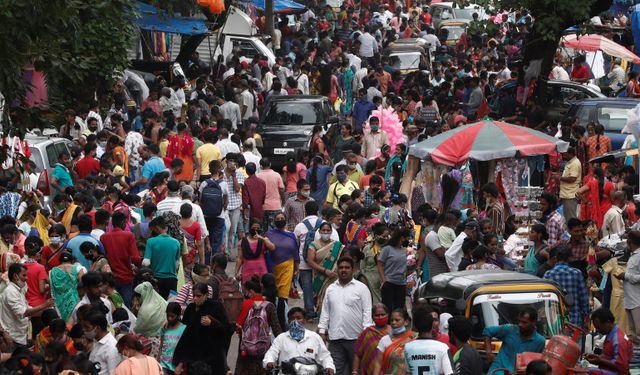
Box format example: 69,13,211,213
0,263,55,347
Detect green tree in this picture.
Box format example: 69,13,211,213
0,0,136,133
472,0,613,104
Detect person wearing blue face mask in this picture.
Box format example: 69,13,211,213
372,308,415,375
325,165,359,211
263,307,335,374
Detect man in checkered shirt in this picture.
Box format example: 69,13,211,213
540,193,565,246
544,245,591,327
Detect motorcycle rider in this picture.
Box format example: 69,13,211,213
263,307,335,374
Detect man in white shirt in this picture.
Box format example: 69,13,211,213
422,29,441,54
602,191,626,238
264,307,335,374
358,27,379,60
216,128,241,159
318,256,373,375
70,272,116,324
608,60,626,91
0,264,55,346
218,96,242,131
238,79,255,123
292,66,310,95
293,201,323,319
83,311,123,375
242,141,261,172
444,221,479,271
174,185,209,251
550,61,570,81
156,181,184,214
618,230,640,344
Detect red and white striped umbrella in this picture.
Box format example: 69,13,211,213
409,120,569,166
562,34,640,63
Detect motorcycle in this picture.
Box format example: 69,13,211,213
269,357,327,375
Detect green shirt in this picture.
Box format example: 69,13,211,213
144,233,181,279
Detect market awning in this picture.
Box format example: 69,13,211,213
561,34,640,63
135,1,209,35
409,119,569,166
250,0,306,13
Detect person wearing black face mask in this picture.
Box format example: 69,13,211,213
235,218,276,285
377,227,411,313
364,175,384,209
79,242,110,273
264,212,301,326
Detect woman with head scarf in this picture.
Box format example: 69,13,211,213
173,283,231,375
133,282,167,339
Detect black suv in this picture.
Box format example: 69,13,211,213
257,95,339,169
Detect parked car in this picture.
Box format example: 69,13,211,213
257,95,338,169
566,98,640,150
26,135,75,204
490,80,605,125
429,2,485,29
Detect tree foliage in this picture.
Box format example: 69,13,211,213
0,0,136,131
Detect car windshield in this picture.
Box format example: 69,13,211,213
469,292,562,339
598,106,634,132
391,53,421,70
262,102,323,125
442,26,464,40
453,8,478,19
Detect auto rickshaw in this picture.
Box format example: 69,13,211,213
414,270,570,356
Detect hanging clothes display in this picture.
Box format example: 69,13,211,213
496,158,526,210
421,160,446,211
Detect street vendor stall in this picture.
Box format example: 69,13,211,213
402,120,569,262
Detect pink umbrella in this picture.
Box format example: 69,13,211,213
562,34,640,63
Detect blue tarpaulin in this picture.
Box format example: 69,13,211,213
135,2,209,35
249,0,306,13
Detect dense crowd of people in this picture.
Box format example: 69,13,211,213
1,0,640,374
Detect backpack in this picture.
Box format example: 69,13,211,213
201,179,223,217
212,274,243,323
240,301,272,357
302,219,323,262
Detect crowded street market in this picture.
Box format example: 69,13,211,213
2,0,640,374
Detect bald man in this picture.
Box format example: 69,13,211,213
603,191,626,237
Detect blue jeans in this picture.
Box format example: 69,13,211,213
299,270,316,319
205,216,225,264
116,283,134,309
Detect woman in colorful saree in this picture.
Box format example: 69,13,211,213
306,221,344,311
372,308,416,375
352,304,390,375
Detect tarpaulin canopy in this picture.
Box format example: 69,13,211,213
561,34,640,63
135,1,209,35
408,119,569,166
250,0,306,13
